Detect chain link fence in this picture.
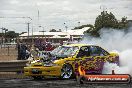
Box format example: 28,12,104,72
0,44,24,79
0,44,17,61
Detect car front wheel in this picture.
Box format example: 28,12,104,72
32,76,43,80
61,64,74,79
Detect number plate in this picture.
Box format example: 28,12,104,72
32,69,42,74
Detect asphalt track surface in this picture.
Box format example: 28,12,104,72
0,78,131,88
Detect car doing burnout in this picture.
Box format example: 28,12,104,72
24,44,119,79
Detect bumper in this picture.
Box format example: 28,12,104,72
24,66,62,77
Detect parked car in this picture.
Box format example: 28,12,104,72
24,44,119,79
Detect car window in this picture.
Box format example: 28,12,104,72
98,47,110,56
90,46,101,56
77,46,90,57
90,46,109,56
51,46,79,58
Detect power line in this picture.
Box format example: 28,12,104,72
0,16,32,37
0,17,32,20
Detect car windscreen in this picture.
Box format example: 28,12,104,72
50,46,79,58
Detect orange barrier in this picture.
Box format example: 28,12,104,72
77,66,131,84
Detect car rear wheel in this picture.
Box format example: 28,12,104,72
61,64,74,79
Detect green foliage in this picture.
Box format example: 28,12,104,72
94,11,118,31
49,29,57,32
84,11,129,37
0,33,4,37
49,29,62,32
73,24,99,37
73,24,94,29
5,31,19,38
118,17,128,29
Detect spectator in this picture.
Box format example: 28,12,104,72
30,44,39,59
20,43,27,60
17,41,27,60
17,41,21,60
26,49,30,59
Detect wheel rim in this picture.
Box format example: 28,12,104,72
61,65,73,79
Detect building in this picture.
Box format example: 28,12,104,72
19,27,89,44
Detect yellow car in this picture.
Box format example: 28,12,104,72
24,44,119,79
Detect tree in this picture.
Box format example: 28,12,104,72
49,29,57,32
94,11,118,31
6,31,19,38
84,26,100,37
58,29,62,32
118,17,128,29
76,11,129,37
73,24,94,29
0,33,4,37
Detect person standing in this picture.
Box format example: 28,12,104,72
20,43,27,60
17,41,27,60
17,41,21,60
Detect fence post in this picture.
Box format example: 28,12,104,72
7,46,9,56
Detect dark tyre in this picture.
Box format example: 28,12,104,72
61,64,74,79
32,76,43,80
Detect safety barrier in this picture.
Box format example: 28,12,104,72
0,60,28,72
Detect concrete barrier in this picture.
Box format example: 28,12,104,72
0,60,28,72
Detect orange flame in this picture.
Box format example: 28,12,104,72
78,66,86,76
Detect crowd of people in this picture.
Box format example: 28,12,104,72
17,40,55,60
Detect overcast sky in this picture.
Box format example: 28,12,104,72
0,0,132,33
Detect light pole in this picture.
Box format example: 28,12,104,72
0,28,3,44
27,23,30,39
31,25,34,44
39,26,45,39
64,23,68,32
78,21,80,27
0,28,3,48
0,16,32,43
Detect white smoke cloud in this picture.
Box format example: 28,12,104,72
80,27,132,75
81,28,132,51
102,62,130,74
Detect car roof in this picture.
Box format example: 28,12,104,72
61,44,109,52
63,44,98,47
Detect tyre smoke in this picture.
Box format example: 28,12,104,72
79,27,132,75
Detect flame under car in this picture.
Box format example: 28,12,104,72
24,44,119,80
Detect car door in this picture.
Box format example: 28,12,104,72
74,45,103,74
79,46,106,74
74,46,90,74
74,46,106,74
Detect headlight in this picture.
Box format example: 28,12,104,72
43,63,58,66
